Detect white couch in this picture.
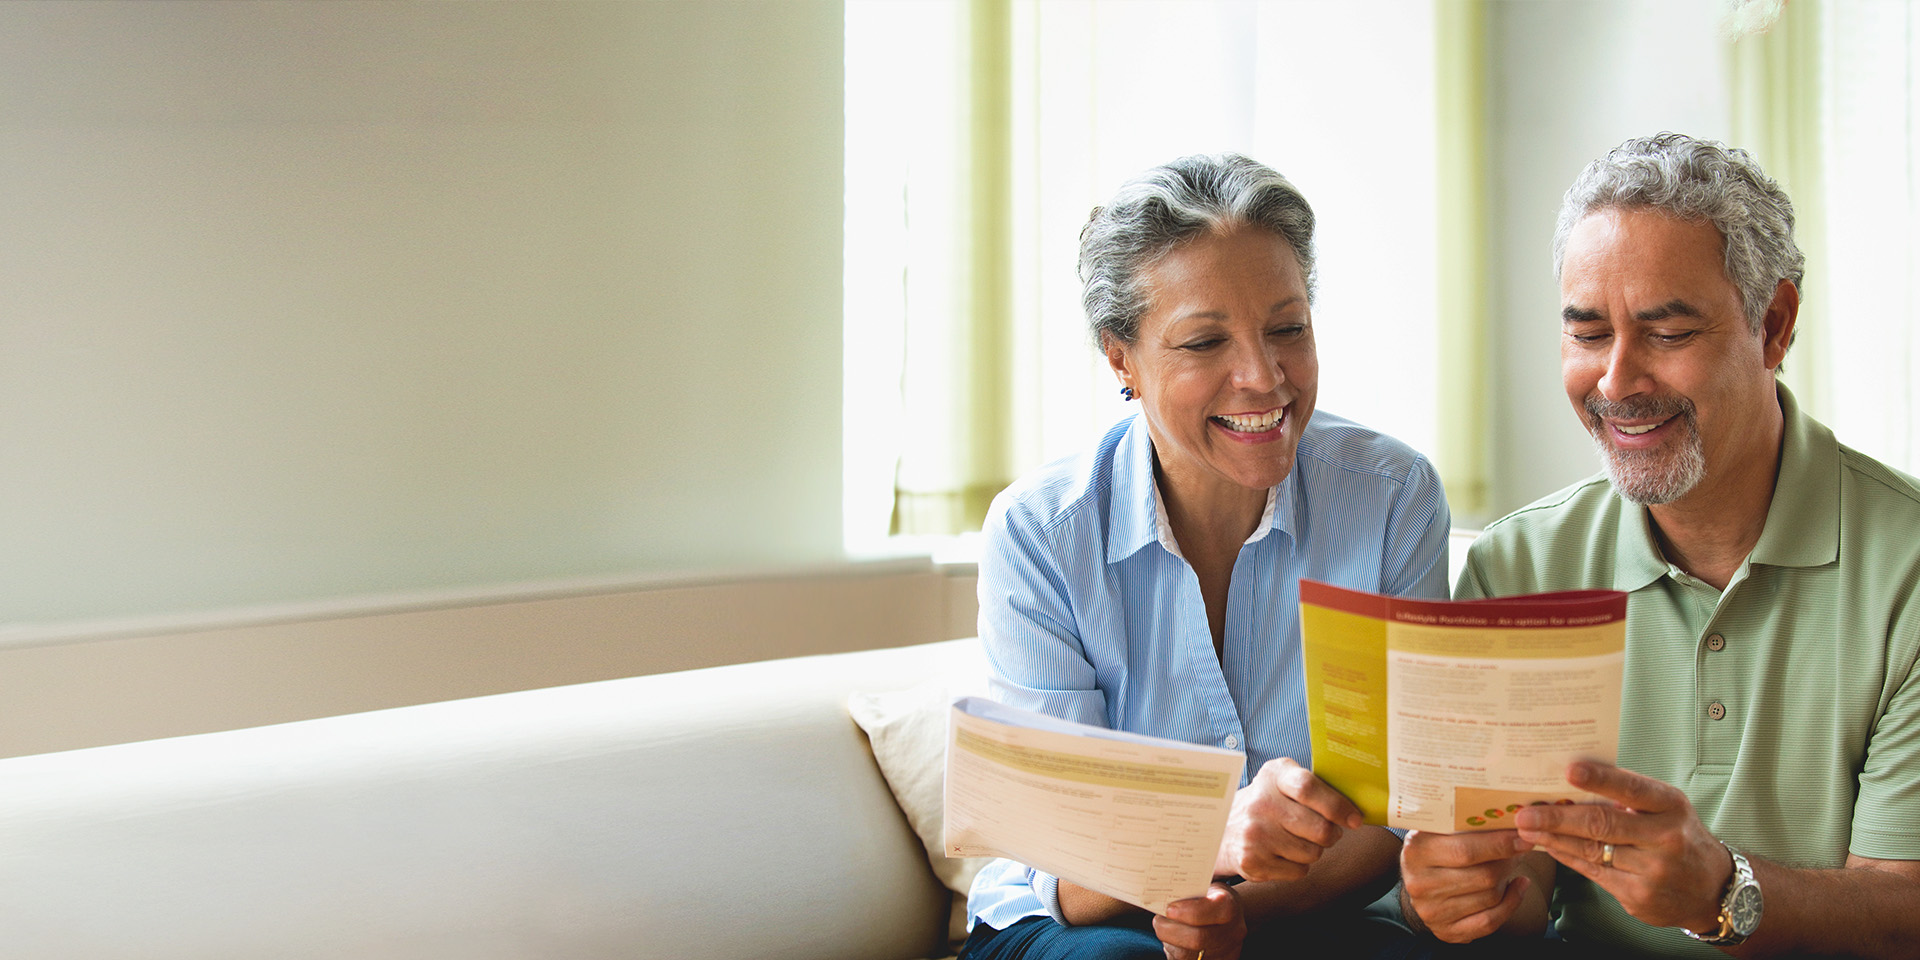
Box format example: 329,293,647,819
0,637,985,960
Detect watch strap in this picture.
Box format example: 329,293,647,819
1682,843,1759,946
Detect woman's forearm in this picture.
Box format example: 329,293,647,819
1057,879,1143,926
1233,825,1402,925
1059,825,1399,929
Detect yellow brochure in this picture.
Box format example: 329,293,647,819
1299,580,1627,833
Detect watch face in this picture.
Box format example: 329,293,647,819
1730,883,1764,935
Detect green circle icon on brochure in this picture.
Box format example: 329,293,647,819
1467,816,1486,826
1485,808,1502,818
1506,804,1522,813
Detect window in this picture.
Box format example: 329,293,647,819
845,0,1454,554
1816,0,1920,472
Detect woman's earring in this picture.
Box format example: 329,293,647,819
1120,386,1137,401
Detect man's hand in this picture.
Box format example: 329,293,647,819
1153,883,1245,960
1214,758,1362,882
1513,761,1731,932
1400,829,1550,943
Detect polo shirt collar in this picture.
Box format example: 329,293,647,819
1611,381,1837,591
1612,505,1669,592
1106,413,1284,563
1750,382,1840,569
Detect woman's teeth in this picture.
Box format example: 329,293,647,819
1213,410,1284,433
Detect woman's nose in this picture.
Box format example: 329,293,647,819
1232,338,1283,392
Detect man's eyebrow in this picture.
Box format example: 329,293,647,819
1634,299,1704,322
1560,300,1705,324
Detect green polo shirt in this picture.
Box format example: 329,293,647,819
1456,385,1920,956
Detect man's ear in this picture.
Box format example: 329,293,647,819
1760,278,1800,370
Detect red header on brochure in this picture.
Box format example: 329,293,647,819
1299,579,1626,628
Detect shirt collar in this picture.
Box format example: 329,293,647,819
1611,505,1668,592
1750,381,1840,568
1107,412,1283,563
1108,414,1160,563
1611,381,1838,591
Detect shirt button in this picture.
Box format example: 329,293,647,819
1706,633,1726,652
1224,734,1239,749
1707,701,1726,721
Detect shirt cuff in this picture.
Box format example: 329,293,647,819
1032,870,1067,925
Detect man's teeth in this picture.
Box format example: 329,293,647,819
1213,410,1284,432
1617,421,1662,436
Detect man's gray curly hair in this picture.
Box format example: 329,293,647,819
1552,132,1805,331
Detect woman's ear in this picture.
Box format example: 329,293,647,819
1103,333,1133,390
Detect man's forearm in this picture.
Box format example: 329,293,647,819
1731,857,1920,959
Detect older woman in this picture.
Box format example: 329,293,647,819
959,155,1451,960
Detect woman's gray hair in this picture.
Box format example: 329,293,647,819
1079,154,1315,346
1552,133,1805,330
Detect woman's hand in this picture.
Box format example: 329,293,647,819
1214,757,1362,882
1153,883,1245,960
1399,829,1551,943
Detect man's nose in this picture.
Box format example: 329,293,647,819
1597,338,1650,401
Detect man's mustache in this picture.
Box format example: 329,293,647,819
1583,394,1696,425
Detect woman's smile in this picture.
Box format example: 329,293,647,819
1210,406,1290,441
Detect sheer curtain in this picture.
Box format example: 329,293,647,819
1815,0,1920,472
1730,0,1829,436
847,1,1457,549
1732,0,1920,475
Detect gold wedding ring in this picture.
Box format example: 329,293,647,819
1196,952,1204,960
1600,842,1616,868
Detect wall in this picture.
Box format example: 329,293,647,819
1479,0,1734,519
0,1,846,627
0,562,980,760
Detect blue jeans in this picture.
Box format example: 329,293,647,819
958,914,1602,960
957,912,1416,960
958,914,1163,960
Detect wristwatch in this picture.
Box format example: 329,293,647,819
1683,842,1763,946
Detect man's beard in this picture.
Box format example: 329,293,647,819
1583,394,1706,506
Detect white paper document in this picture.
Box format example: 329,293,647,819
942,697,1245,915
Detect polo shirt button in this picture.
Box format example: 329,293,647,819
1706,633,1726,652
1224,734,1239,749
1707,701,1726,721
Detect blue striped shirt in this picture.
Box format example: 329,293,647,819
967,409,1450,932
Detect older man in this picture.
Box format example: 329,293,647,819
1398,134,1920,957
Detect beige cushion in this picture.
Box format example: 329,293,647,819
849,640,992,951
